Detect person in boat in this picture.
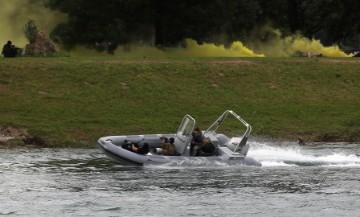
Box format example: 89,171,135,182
170,137,181,156
191,127,204,156
121,140,149,155
162,137,176,156
197,137,216,156
153,137,167,154
161,137,169,145
131,143,150,155
121,140,133,151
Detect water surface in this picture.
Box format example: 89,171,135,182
0,142,359,216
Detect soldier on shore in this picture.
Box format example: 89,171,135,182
2,40,18,57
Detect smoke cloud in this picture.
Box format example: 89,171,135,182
0,2,351,58
0,0,66,47
69,40,265,58
248,26,352,57
172,39,265,57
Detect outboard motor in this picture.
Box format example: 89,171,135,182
225,137,250,156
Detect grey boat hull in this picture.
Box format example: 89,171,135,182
97,110,261,166
97,134,261,166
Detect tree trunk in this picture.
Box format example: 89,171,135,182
287,0,303,33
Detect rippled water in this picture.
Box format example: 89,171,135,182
1,142,360,217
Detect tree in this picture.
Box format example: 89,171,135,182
229,0,261,42
45,0,360,51
47,0,152,52
258,0,360,45
23,20,38,44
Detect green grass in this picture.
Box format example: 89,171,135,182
1,56,360,147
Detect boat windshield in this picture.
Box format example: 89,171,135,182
175,115,195,155
205,110,252,155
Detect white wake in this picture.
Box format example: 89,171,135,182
247,141,360,167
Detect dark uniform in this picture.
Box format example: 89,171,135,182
190,128,203,155
2,41,18,57
198,142,216,156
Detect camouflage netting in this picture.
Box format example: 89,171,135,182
23,31,57,56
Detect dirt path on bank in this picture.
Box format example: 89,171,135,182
0,126,46,148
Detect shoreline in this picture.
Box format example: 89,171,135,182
1,127,359,149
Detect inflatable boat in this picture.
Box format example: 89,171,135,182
97,110,261,166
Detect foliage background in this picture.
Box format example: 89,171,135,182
45,0,360,53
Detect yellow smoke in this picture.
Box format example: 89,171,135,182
66,27,352,58
171,39,264,57
72,39,264,58
111,39,265,58
0,0,67,47
290,36,352,57
249,26,352,57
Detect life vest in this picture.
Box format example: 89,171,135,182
162,143,176,155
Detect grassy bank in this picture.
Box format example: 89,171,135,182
1,57,360,147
